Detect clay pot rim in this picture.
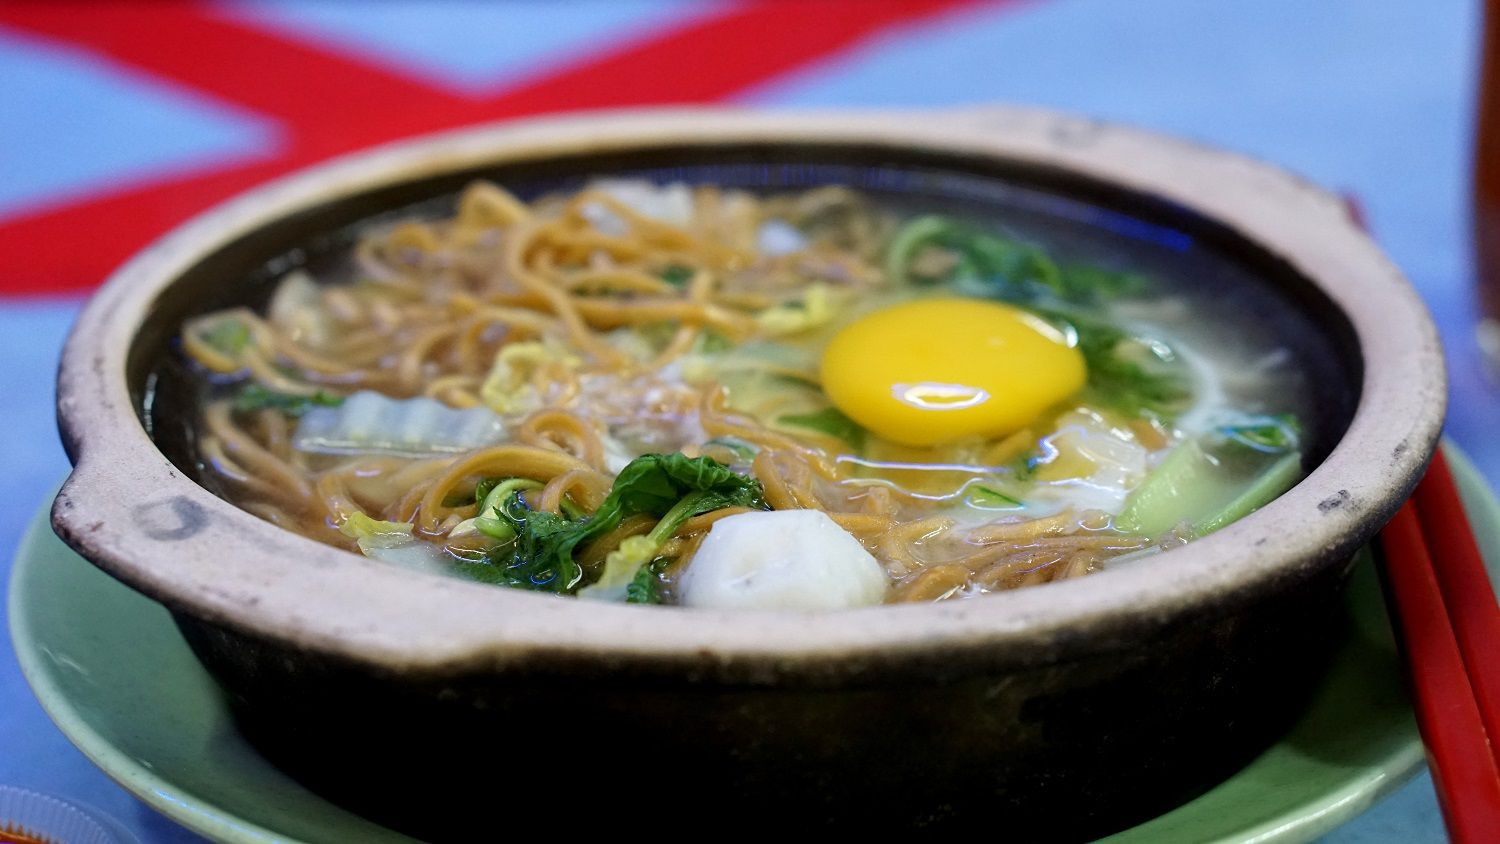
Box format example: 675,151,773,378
51,106,1445,681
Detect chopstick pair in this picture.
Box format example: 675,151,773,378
1378,447,1500,841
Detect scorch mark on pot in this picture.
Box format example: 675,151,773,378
1317,490,1352,513
134,496,207,541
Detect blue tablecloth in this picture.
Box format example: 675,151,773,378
1,1,1481,840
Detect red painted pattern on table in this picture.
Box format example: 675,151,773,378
0,0,991,297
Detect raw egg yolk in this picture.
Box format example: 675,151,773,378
820,299,1086,447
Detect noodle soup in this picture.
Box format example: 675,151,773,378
177,179,1321,609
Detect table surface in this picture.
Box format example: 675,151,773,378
0,1,1488,840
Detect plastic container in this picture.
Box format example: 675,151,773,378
0,786,137,844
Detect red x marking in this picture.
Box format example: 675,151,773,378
0,0,995,296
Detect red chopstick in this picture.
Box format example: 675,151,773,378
1414,449,1500,755
1346,193,1500,836
1379,459,1500,841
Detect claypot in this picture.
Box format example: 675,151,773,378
51,108,1444,839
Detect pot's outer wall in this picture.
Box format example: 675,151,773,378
175,553,1351,839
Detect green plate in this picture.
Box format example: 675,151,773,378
12,444,1497,843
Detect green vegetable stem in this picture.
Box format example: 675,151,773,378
233,384,344,417
1116,418,1304,538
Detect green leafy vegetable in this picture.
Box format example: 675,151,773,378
885,216,1185,420
757,283,832,335
444,478,549,585
558,497,587,520
451,558,525,585
233,384,344,417
488,454,768,595
968,484,1024,508
1041,309,1192,421
626,558,668,604
199,318,251,356
696,331,734,354
471,478,543,541
768,371,822,390
1054,264,1150,302
444,476,507,508
887,215,1151,306
442,492,475,508
473,478,503,504
777,406,867,451
605,453,767,518
1216,414,1301,454
471,497,582,591
659,264,695,288
886,216,1063,296
1007,449,1042,482
577,454,768,600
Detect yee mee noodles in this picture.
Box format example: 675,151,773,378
178,180,1308,609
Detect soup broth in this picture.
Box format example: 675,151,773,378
171,175,1335,609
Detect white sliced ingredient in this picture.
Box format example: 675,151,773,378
358,537,453,576
266,270,329,346
755,219,807,256
1168,335,1231,438
599,431,636,475
338,512,453,575
295,391,505,456
580,179,695,235
1027,408,1149,516
679,509,887,611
